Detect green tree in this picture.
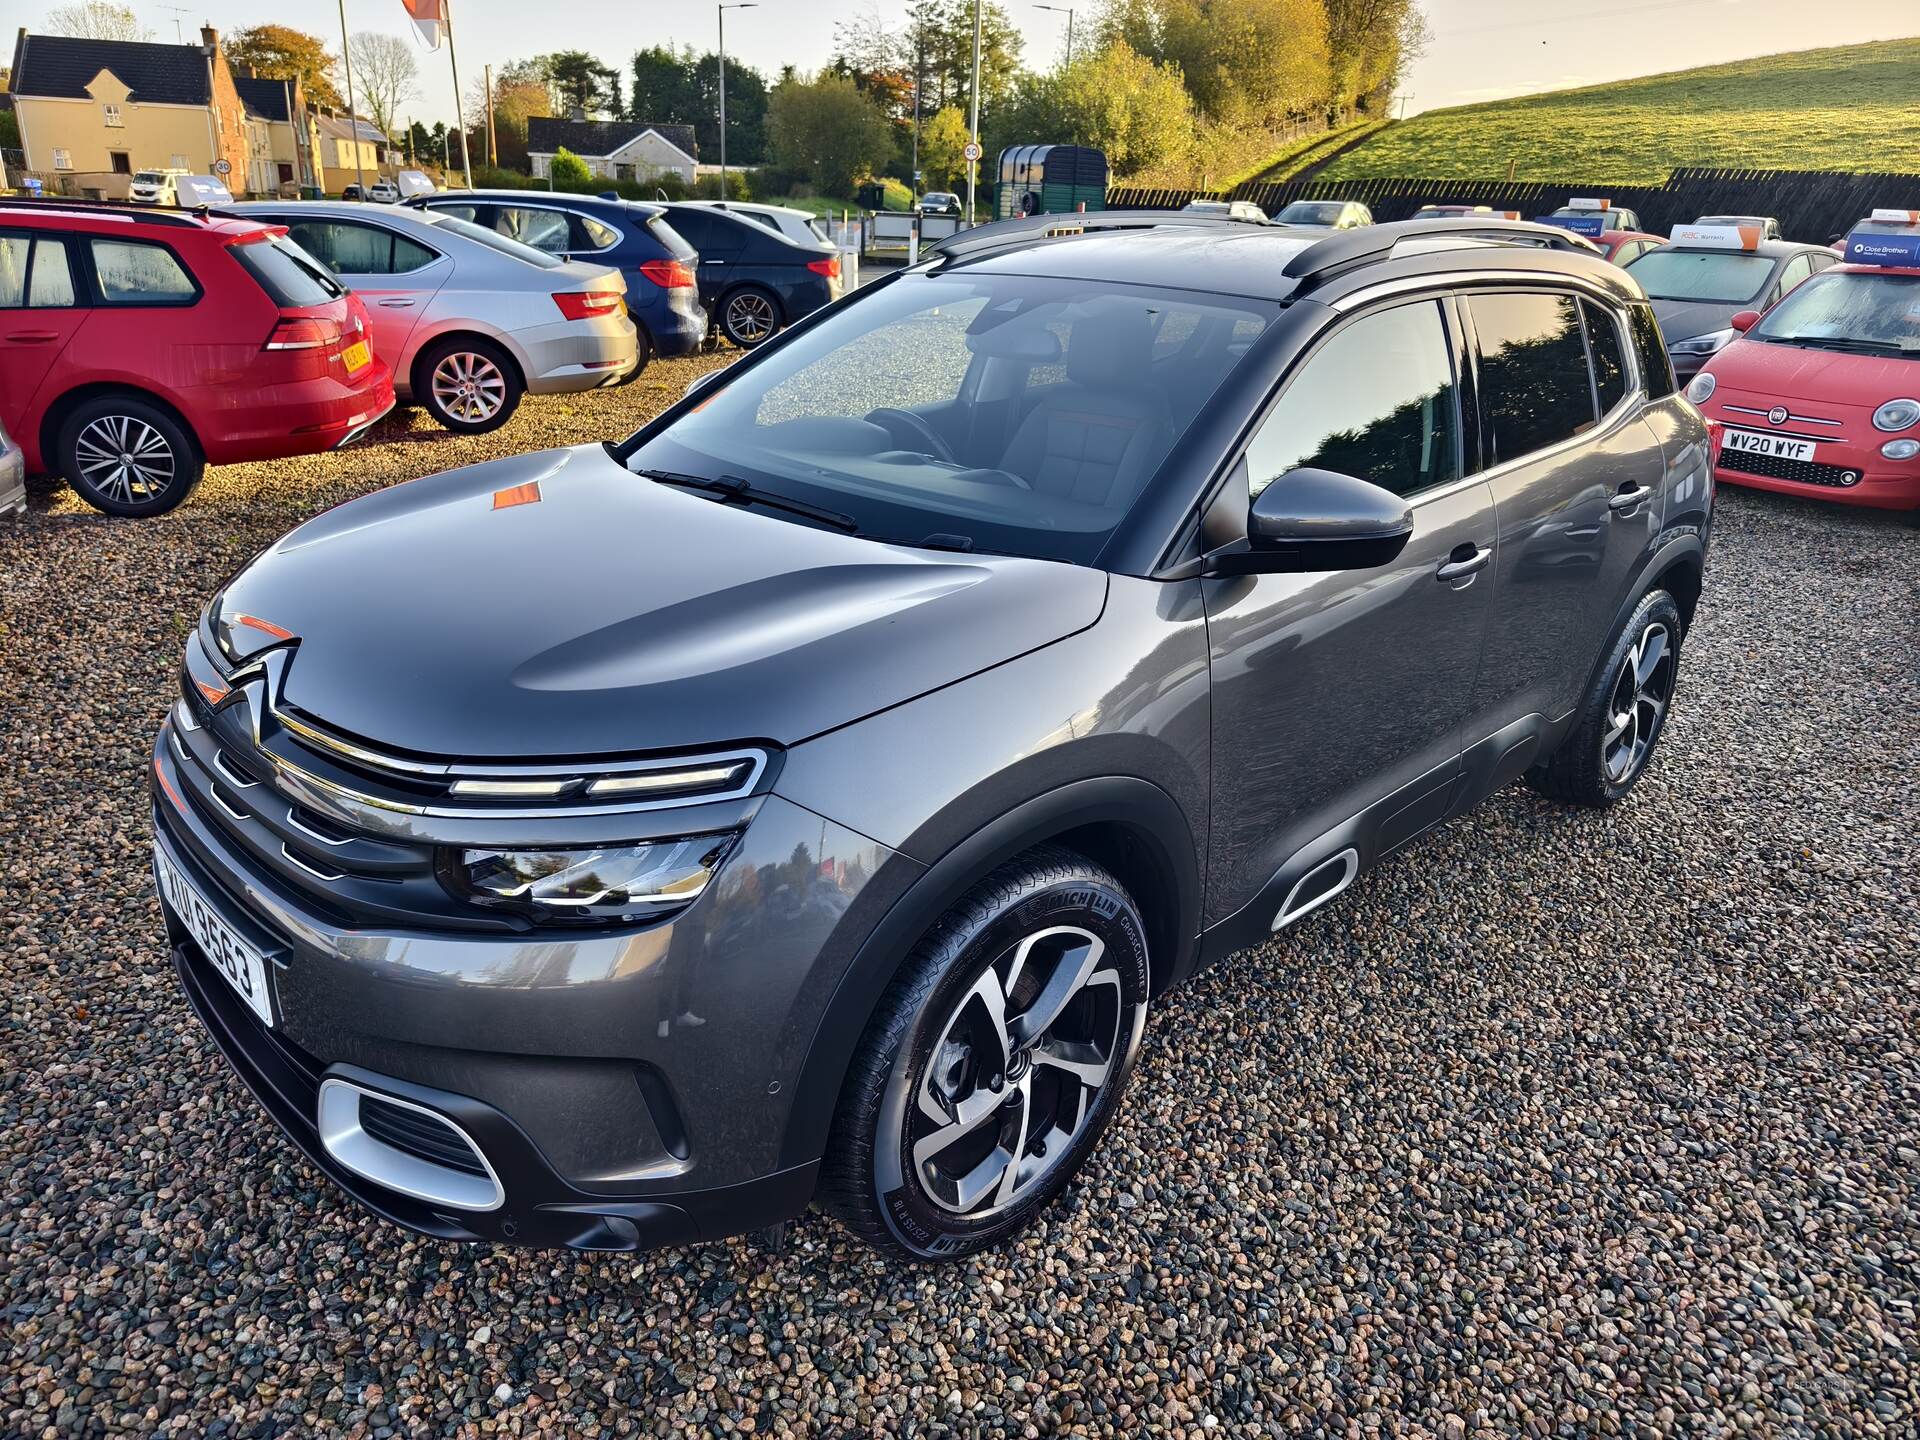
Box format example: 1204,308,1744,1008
548,147,593,187
919,105,971,189
766,72,896,197
628,46,768,164
1324,0,1428,113
46,2,148,42
1059,42,1194,175
1104,0,1330,127
227,24,344,110
545,50,623,120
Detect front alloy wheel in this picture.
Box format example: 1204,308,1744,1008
721,288,779,348
822,846,1150,1260
1602,620,1674,785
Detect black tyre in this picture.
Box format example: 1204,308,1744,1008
58,393,203,517
719,286,781,348
415,336,523,433
1528,588,1684,807
821,846,1150,1261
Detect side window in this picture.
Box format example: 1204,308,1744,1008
1776,253,1814,297
430,202,479,223
1466,291,1596,463
1245,300,1459,500
89,239,197,305
287,220,390,274
1627,303,1676,398
0,235,77,308
664,211,711,249
391,233,437,273
495,206,570,255
1582,299,1630,414
576,215,621,251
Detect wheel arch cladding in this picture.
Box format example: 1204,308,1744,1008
776,777,1201,1172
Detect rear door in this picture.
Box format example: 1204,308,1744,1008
269,216,448,369
0,231,89,441
1458,288,1665,742
1204,296,1498,928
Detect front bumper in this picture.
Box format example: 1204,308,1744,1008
1707,421,1920,511
152,715,914,1250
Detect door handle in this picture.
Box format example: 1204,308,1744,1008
1608,483,1652,513
702,258,727,265
6,331,60,343
1435,545,1491,583
375,298,416,308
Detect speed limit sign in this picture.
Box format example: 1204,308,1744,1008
963,141,982,162
212,159,231,175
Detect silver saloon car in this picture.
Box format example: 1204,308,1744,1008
1,413,24,516
231,202,639,433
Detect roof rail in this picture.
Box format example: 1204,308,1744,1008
928,208,1261,259
1282,217,1601,280
0,196,213,227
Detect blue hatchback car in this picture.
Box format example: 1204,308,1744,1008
408,190,708,367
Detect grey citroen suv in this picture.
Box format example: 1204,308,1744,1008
152,214,1712,1261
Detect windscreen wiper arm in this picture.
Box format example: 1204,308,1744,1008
634,468,859,531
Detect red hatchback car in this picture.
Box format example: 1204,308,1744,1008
1688,214,1920,514
0,202,393,516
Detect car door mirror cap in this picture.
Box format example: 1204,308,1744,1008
1207,468,1415,575
1730,309,1760,333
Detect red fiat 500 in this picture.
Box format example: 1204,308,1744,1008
0,201,394,516
1685,214,1920,513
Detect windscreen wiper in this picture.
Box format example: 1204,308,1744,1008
1769,335,1905,354
634,468,859,532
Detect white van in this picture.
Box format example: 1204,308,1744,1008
129,169,192,205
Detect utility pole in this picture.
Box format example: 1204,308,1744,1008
965,0,982,223
717,4,759,197
444,0,474,188
483,63,497,167
910,20,925,195
1394,93,1412,120
336,0,365,197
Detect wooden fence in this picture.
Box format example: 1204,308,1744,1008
1107,167,1920,244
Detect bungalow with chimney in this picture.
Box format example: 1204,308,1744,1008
526,118,698,186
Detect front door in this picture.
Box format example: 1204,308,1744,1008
1205,296,1496,928
0,232,89,443
1458,289,1664,734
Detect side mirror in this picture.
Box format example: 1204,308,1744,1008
684,369,725,401
1730,309,1760,333
1210,468,1414,575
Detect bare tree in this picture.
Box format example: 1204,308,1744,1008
45,2,151,42
346,32,420,142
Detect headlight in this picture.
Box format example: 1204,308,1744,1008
1872,398,1920,432
445,834,737,922
1684,371,1716,405
1670,328,1735,356
1882,438,1920,461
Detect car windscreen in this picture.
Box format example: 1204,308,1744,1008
623,272,1276,564
429,214,565,269
1276,202,1343,224
229,233,344,306
132,171,169,185
1750,271,1920,354
1624,249,1773,303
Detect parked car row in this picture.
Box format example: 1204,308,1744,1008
0,191,847,515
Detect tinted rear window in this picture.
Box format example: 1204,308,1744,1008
429,214,564,269
1627,303,1676,397
647,215,697,259
1582,299,1630,412
1468,292,1597,462
231,234,344,306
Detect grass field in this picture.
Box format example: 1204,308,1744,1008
1320,38,1920,183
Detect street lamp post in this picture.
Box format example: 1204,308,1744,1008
717,3,758,196
1034,4,1074,71
965,0,982,223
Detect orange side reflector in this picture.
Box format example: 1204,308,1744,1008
493,481,542,509
195,679,230,707
153,756,187,814
235,613,294,640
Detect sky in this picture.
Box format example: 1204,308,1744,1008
19,0,1920,128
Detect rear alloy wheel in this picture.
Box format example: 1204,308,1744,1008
720,287,780,348
417,338,522,433
1528,588,1683,807
59,395,202,517
822,846,1150,1260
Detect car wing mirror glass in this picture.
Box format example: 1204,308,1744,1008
1209,467,1414,575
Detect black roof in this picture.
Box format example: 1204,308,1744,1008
526,118,697,163
9,32,211,106
234,74,293,123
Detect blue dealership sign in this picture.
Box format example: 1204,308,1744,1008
1844,227,1920,267
1535,213,1606,239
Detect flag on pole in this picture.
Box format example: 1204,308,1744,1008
401,0,445,50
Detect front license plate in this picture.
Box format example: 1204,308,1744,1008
155,843,274,1027
340,340,371,374
1722,427,1816,463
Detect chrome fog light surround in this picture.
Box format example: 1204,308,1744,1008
316,1078,504,1212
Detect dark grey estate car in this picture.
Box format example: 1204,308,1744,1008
152,215,1712,1261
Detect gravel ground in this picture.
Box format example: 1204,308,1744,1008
2,363,1917,1438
